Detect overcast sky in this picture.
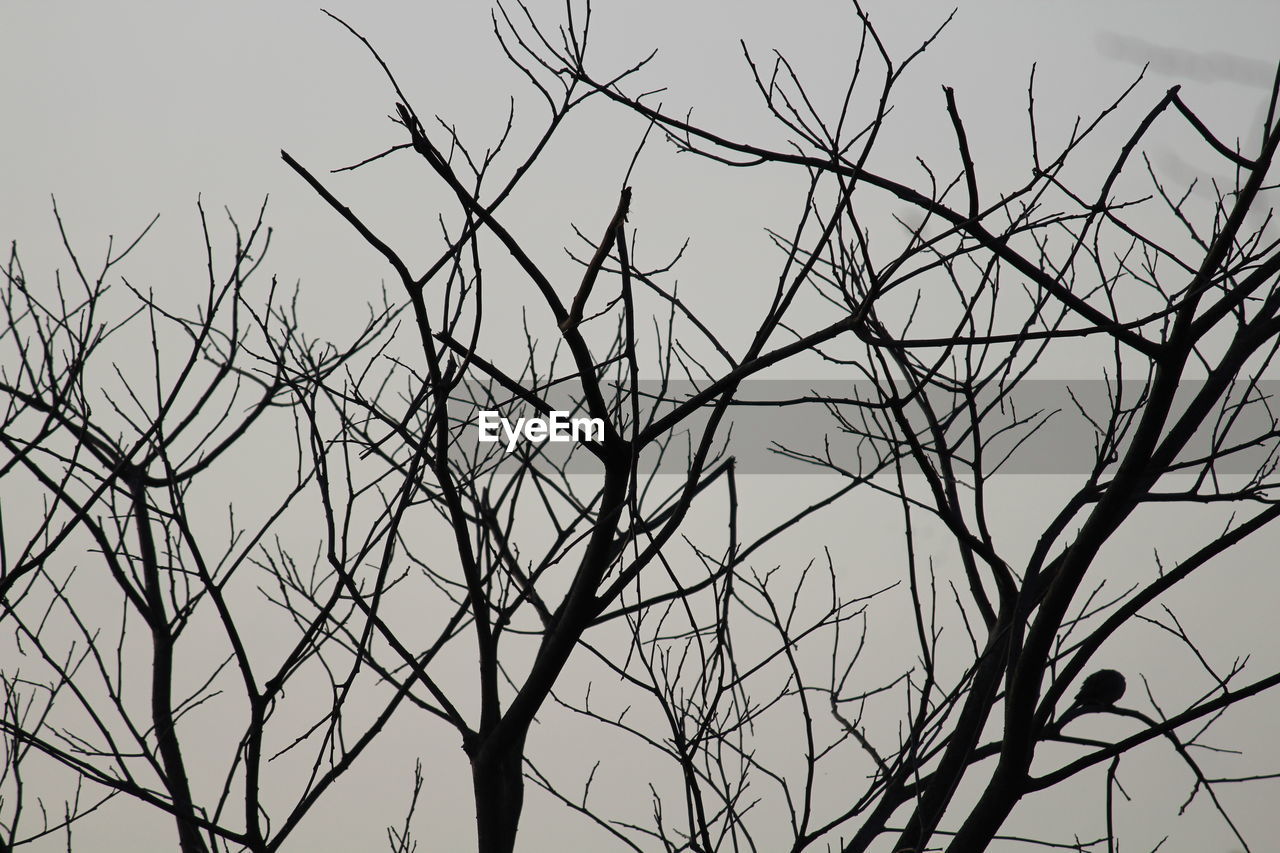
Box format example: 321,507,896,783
3,2,1280,851
5,0,1276,339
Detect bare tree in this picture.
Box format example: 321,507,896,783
3,3,1280,853
529,4,1280,852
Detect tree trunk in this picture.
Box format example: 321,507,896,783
471,734,527,853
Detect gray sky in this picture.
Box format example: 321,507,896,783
3,1,1280,851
